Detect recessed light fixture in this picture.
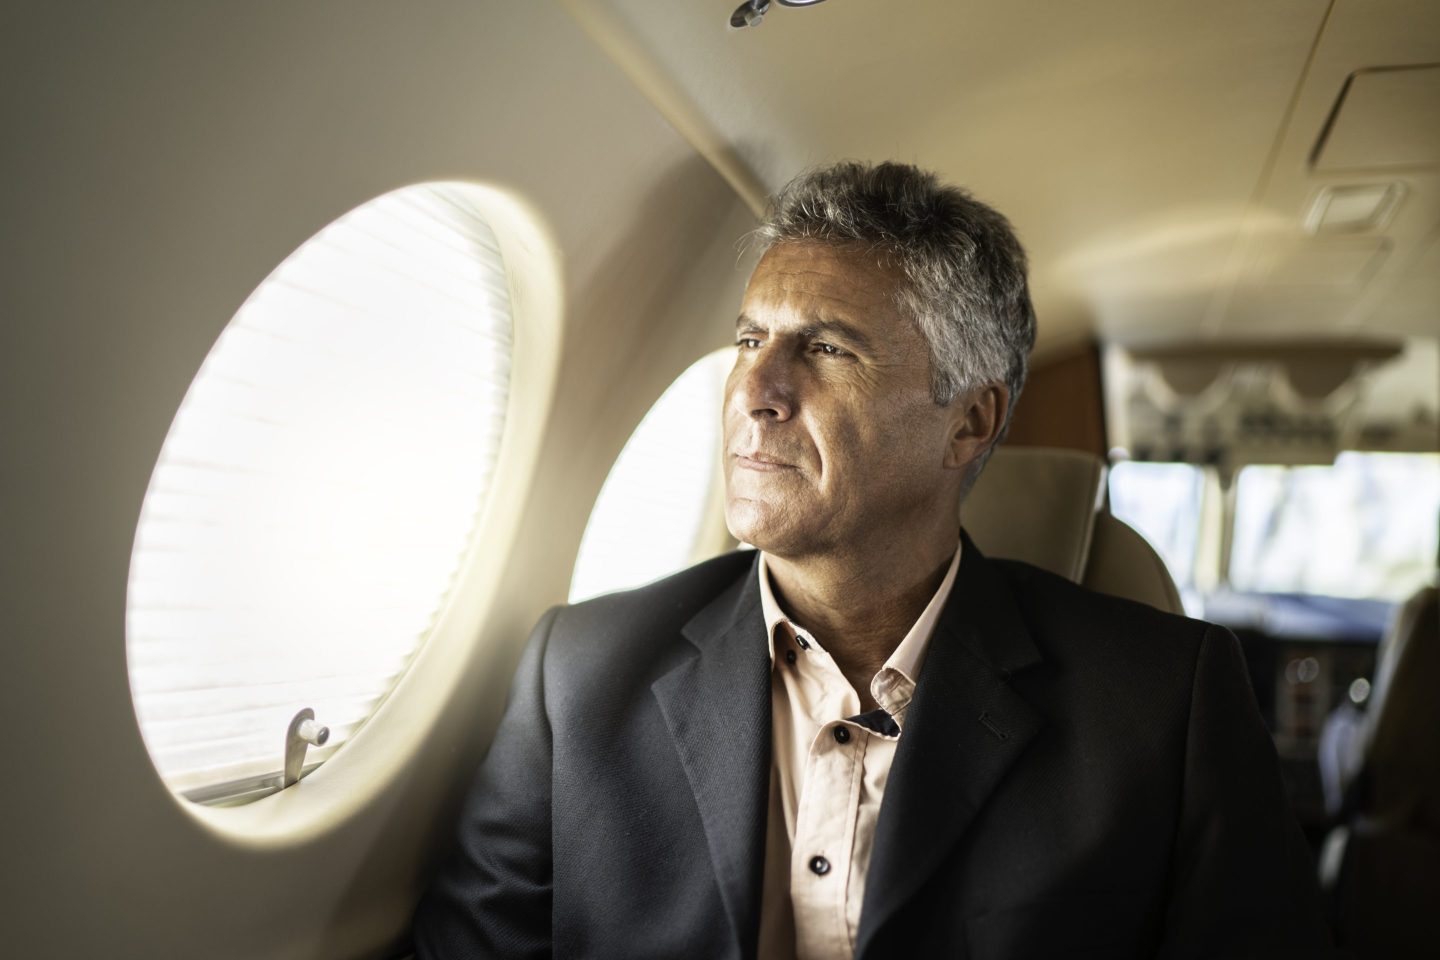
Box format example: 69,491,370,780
1302,182,1406,234
730,0,830,30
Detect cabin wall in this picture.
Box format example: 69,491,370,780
1003,341,1110,459
0,3,754,957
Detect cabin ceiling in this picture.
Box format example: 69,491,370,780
566,0,1440,356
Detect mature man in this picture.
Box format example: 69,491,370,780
414,162,1333,958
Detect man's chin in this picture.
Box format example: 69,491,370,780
724,503,814,558
724,501,779,552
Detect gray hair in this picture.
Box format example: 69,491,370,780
752,161,1036,444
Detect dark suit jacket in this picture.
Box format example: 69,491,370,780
414,534,1333,959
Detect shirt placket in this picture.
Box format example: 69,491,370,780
787,625,868,960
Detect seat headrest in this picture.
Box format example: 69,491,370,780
1080,512,1185,615
964,447,1107,582
1367,582,1439,733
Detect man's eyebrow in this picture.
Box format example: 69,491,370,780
734,314,874,352
804,318,873,352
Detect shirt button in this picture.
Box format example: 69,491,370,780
809,855,831,876
833,726,851,744
785,649,797,665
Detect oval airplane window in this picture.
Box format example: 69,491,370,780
569,348,733,603
126,183,514,804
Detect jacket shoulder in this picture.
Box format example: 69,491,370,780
989,556,1218,671
542,549,757,668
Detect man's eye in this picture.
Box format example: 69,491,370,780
737,337,762,349
814,342,843,356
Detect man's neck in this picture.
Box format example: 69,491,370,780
764,531,959,709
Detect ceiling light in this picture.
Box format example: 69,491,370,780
730,0,770,28
1302,183,1406,235
730,0,830,30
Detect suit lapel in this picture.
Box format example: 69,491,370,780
651,558,772,960
856,534,1045,958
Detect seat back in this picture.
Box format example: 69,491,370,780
1324,583,1440,954
1080,512,1185,616
965,446,1183,615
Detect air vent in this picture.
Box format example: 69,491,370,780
1303,183,1406,234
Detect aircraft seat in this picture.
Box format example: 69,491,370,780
1081,512,1186,616
965,446,1184,616
1321,581,1440,955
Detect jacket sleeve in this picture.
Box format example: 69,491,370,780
413,607,560,960
1157,623,1337,958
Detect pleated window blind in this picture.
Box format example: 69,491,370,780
127,183,513,803
569,349,731,603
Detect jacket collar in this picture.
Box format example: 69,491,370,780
855,530,1045,958
650,535,1045,960
651,555,771,960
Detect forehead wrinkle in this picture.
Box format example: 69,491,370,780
739,282,889,328
754,265,893,308
741,244,929,367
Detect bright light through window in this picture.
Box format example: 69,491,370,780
126,183,513,802
1230,452,1439,601
1109,460,1207,591
569,349,732,603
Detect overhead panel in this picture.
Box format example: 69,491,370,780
568,0,1333,347
1312,64,1440,171
571,0,1436,345
1372,226,1440,335
1242,237,1390,287
1209,0,1440,339
1104,337,1437,463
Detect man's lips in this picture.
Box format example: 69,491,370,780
732,451,796,472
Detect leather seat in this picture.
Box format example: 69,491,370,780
965,447,1184,615
1320,582,1440,957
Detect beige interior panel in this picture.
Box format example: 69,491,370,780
568,0,1333,348
0,2,755,957
1373,227,1440,334
1209,0,1440,338
571,0,1438,344
1090,289,1222,344
1313,64,1440,171
1241,237,1391,287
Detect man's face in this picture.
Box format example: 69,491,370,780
723,242,962,559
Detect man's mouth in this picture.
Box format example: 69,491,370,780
733,450,796,472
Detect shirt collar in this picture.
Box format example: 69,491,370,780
757,543,963,712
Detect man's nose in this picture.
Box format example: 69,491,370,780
729,349,795,422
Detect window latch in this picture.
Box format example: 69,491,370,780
283,708,330,788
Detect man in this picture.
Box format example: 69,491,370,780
414,162,1333,958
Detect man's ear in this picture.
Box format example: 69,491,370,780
943,383,1010,471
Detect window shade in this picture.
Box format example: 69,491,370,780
126,183,513,801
